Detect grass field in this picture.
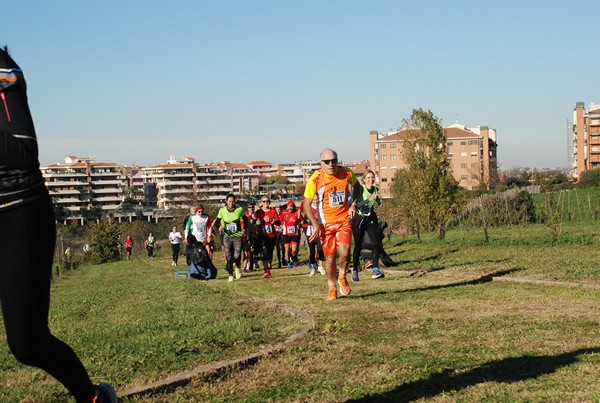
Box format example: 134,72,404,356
2,222,600,402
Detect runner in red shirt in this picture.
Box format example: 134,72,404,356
255,196,280,278
279,200,301,269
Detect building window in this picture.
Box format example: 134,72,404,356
469,140,478,145
390,155,397,160
381,178,388,182
471,174,478,179
390,143,397,148
448,153,453,157
380,144,386,149
381,155,387,160
471,152,478,156
461,163,467,169
471,163,478,168
461,175,468,180
447,141,453,146
461,152,467,157
460,141,467,146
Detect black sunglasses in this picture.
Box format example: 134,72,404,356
321,158,338,165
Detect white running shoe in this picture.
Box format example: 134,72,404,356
317,266,326,276
228,276,234,283
235,267,242,279
308,269,316,276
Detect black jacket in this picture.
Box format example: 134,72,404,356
0,48,44,204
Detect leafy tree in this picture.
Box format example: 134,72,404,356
88,217,122,263
390,108,460,240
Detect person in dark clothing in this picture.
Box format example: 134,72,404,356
0,46,117,402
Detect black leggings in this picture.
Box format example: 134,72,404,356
352,214,380,270
0,192,95,402
171,243,180,264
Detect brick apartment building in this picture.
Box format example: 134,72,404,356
369,123,498,197
573,102,600,179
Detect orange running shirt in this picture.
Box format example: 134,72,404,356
303,166,357,224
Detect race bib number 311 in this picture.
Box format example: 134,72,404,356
328,191,345,207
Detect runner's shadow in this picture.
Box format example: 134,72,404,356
355,268,522,299
347,347,600,402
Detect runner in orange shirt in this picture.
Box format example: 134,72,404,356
303,148,361,300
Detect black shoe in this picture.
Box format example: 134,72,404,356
94,382,118,402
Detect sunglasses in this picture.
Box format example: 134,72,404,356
261,200,270,203
321,158,338,165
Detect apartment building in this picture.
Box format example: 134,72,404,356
137,156,260,209
572,102,600,179
369,123,498,197
41,156,127,212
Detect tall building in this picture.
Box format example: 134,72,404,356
369,123,498,197
572,102,600,179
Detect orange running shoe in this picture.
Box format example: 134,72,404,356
338,276,351,296
327,286,337,301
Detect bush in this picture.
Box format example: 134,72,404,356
578,170,600,189
457,189,536,227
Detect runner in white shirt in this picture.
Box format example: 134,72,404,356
169,226,183,266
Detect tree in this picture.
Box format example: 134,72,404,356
390,109,460,240
88,217,122,263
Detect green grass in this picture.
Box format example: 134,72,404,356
3,222,600,401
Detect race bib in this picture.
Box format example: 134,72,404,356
287,226,296,234
264,224,273,234
328,190,345,207
226,222,238,233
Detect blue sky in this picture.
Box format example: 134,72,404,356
4,1,599,169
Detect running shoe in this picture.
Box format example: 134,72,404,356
327,286,337,301
308,268,316,276
351,270,360,283
338,276,351,296
93,382,118,403
228,276,234,283
371,267,385,279
307,263,313,270
286,263,292,269
235,267,242,279
262,270,273,278
317,266,326,276
292,259,298,267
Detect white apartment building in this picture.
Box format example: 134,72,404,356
41,156,127,212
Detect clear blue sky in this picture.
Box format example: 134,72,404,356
4,0,599,169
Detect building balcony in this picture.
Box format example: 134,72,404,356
157,180,194,186
91,180,125,185
49,189,82,195
91,171,121,176
46,180,88,186
160,188,194,194
92,196,122,202
43,172,86,177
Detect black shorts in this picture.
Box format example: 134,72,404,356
261,236,276,260
282,235,300,245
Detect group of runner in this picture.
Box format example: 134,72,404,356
174,148,385,301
